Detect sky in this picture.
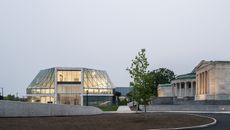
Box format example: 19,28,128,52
0,0,230,97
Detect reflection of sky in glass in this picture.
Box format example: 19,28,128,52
28,68,55,88
83,69,113,89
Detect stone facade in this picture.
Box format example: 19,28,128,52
195,61,230,100
158,60,230,102
157,84,172,97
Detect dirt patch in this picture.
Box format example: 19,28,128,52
0,113,214,130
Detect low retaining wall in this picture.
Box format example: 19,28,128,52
152,97,230,105
0,101,102,117
144,105,230,111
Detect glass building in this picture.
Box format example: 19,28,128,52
27,67,114,106
114,87,132,96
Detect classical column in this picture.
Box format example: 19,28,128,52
179,82,182,98
191,81,194,96
202,72,203,94
204,71,207,94
196,74,199,96
204,71,206,94
207,71,209,95
205,71,208,94
204,72,206,94
202,72,204,94
176,83,180,98
199,73,201,95
184,82,187,97
200,73,203,94
175,84,177,97
203,72,205,94
172,84,175,97
171,84,174,97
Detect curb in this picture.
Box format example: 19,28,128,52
148,114,217,130
146,110,230,114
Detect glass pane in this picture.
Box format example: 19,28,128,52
57,71,81,82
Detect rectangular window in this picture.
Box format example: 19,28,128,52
57,70,81,82
57,84,81,94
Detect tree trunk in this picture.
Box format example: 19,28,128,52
144,104,146,112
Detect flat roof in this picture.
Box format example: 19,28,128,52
158,84,171,87
41,67,106,71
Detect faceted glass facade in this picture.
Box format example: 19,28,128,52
27,67,113,106
27,68,55,94
27,68,55,103
83,69,113,95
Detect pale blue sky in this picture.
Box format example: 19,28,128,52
0,0,230,97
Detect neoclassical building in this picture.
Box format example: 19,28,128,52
158,60,230,101
171,72,196,99
195,61,230,100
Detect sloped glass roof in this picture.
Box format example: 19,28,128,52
83,69,113,89
28,68,55,88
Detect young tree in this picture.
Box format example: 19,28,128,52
126,49,153,112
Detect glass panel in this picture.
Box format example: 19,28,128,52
57,71,81,82
83,96,112,106
27,88,54,94
28,68,55,89
58,94,81,105
57,84,81,94
83,69,113,94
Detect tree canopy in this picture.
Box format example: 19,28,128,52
126,49,153,112
127,49,176,112
149,68,175,96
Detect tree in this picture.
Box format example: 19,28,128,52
4,94,19,101
126,49,153,112
149,68,175,96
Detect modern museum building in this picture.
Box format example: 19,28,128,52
26,67,114,106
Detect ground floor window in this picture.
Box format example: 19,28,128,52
57,94,81,105
83,96,113,106
28,96,54,104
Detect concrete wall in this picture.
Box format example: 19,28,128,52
144,105,230,111
152,97,230,105
0,101,102,117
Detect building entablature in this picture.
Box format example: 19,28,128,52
171,72,196,85
171,79,196,84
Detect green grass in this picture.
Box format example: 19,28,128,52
98,105,119,111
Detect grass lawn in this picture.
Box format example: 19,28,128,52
98,105,119,111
